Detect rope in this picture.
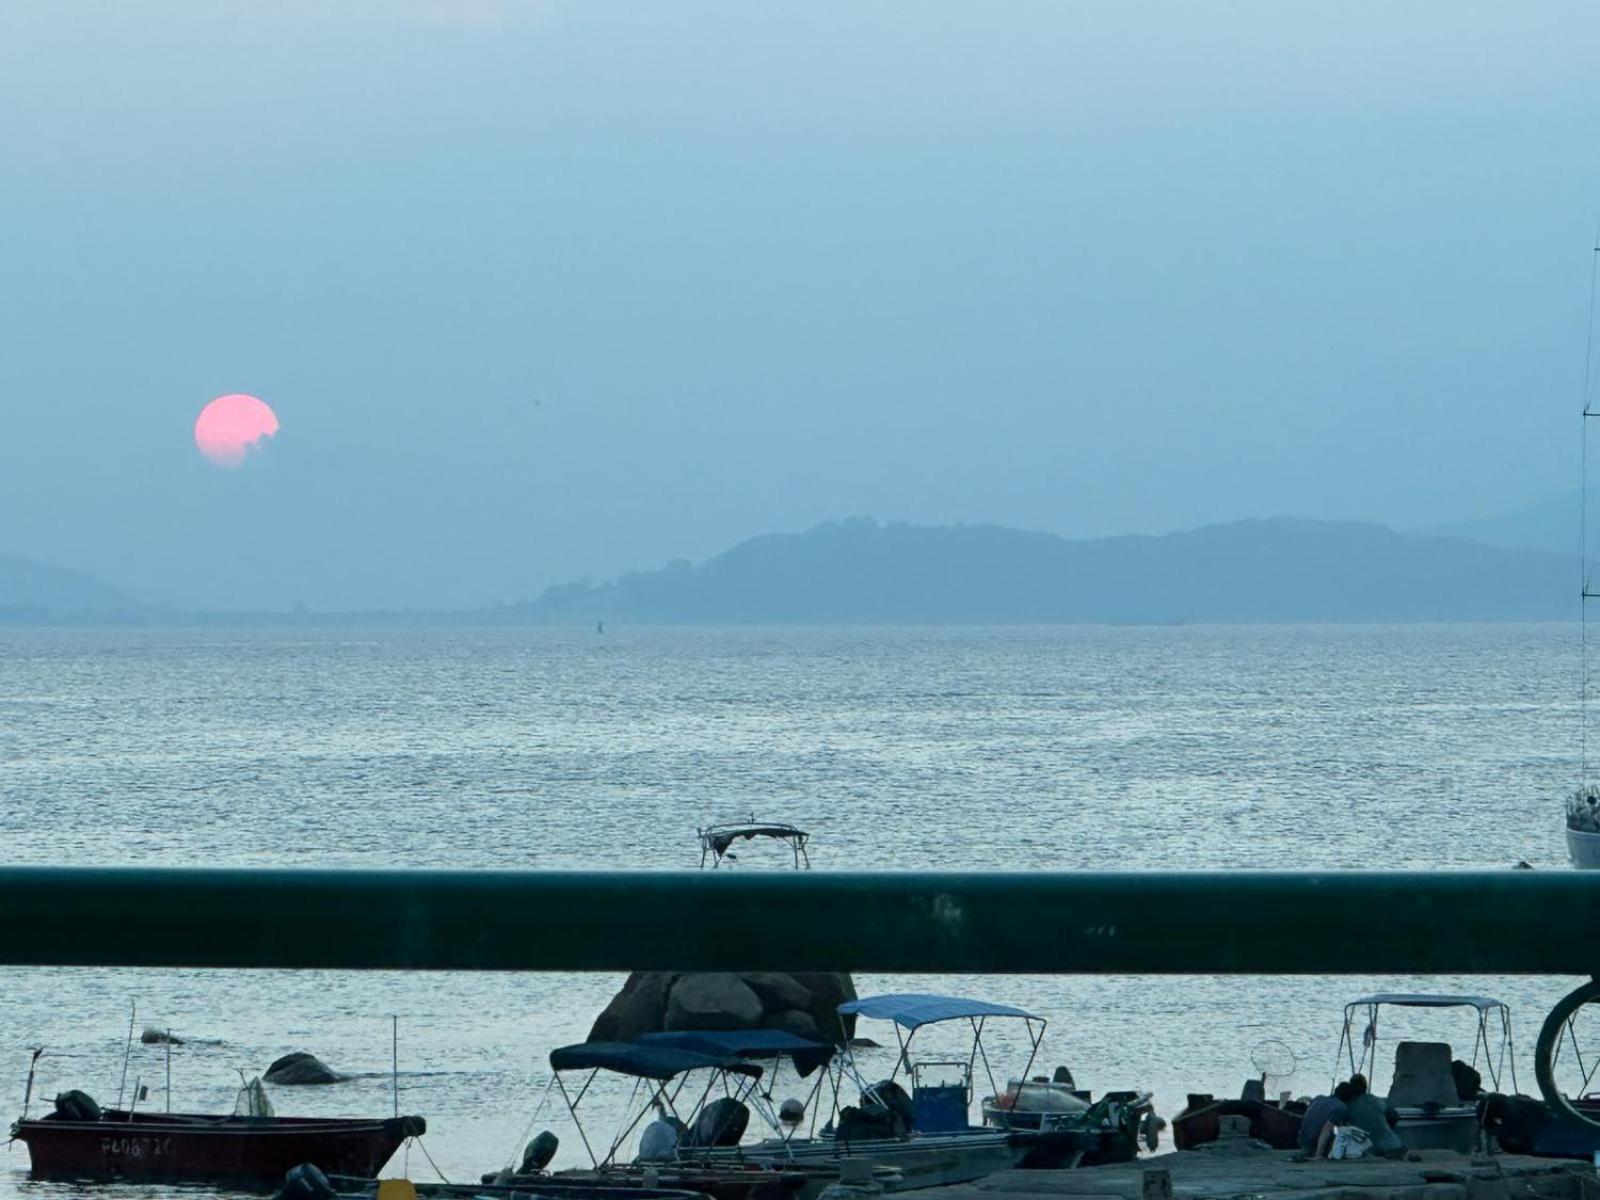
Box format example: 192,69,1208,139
501,1075,556,1171
412,1135,451,1184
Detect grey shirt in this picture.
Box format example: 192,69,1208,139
1298,1095,1347,1154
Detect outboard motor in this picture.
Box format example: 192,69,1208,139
836,1080,915,1142
685,1097,749,1148
520,1130,559,1174
274,1163,336,1200
52,1091,101,1122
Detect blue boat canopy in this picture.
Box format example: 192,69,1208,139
839,993,1041,1030
636,1030,834,1076
1347,994,1507,1012
549,1041,763,1081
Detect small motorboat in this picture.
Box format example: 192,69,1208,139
1170,1089,1305,1151
1332,993,1513,1152
982,1068,1160,1161
1171,1039,1306,1151
11,1098,423,1185
508,1039,811,1200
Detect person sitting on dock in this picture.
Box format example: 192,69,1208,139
1298,1081,1353,1156
1319,1074,1404,1160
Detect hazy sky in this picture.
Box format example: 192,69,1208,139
2,2,1598,610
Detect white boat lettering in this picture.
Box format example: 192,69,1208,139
99,1136,170,1158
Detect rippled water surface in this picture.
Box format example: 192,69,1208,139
0,623,1584,1197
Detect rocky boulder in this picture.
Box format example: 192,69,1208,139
588,972,682,1043
264,1052,346,1085
666,973,765,1031
588,971,857,1044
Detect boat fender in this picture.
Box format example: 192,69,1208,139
52,1091,101,1122
384,1115,427,1139
520,1130,559,1173
274,1163,336,1200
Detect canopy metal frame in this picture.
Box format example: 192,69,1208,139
836,997,1046,1127
551,1057,766,1168
1332,994,1517,1096
697,820,812,870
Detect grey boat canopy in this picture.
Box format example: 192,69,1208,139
697,819,812,868
548,1040,763,1081
840,993,1042,1031
1347,994,1508,1011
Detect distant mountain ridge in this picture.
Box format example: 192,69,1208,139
0,515,1578,624
515,516,1575,624
1427,492,1577,557
0,554,142,621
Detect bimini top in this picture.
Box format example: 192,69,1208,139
549,1041,764,1081
1347,994,1507,1012
637,1030,834,1077
699,821,809,855
840,993,1041,1031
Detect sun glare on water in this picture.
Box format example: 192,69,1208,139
194,394,279,468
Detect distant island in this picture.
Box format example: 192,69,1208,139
0,516,1577,626
509,517,1574,625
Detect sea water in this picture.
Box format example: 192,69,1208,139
0,623,1584,1197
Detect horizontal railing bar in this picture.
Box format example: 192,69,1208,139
0,868,1595,974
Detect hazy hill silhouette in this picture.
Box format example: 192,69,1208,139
518,517,1574,624
0,554,146,622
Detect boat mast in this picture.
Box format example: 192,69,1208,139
1584,227,1600,790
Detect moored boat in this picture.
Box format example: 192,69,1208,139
11,1106,424,1185
1170,1092,1304,1151
1332,993,1512,1153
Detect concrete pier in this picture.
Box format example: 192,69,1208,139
916,1149,1596,1200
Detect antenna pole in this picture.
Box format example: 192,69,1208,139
1581,234,1600,791
22,1047,41,1120
392,1014,399,1119
116,1000,135,1111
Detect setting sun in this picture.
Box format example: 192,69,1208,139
194,393,279,468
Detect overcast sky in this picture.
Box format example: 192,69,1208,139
2,2,1597,610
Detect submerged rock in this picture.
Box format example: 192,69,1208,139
140,1027,183,1045
264,1052,346,1085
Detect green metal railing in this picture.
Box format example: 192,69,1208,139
5,867,1600,1132
0,867,1595,973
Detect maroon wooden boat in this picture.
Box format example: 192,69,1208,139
9,1108,425,1185
1171,1094,1305,1151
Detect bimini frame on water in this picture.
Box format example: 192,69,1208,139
698,821,811,870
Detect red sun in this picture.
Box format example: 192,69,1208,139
194,394,279,467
